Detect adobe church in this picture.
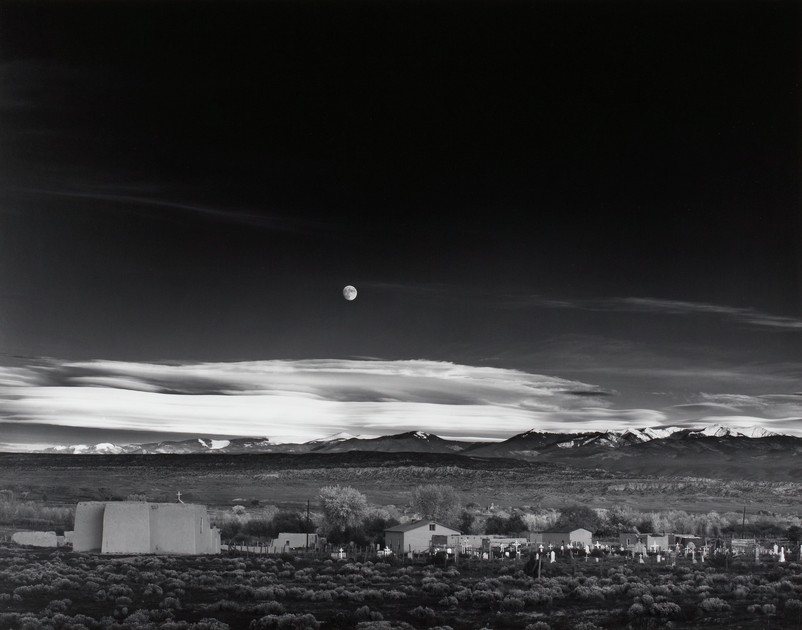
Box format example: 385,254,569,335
73,500,221,554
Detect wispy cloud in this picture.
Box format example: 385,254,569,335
2,358,801,446
499,294,802,332
0,359,617,443
607,298,802,331
352,285,802,332
16,188,328,233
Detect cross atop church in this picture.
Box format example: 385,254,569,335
177,490,183,504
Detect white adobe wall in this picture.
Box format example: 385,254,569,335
196,506,220,554
195,505,218,554
269,533,319,552
11,531,58,547
73,502,106,552
208,526,221,554
149,504,199,554
75,500,220,555
102,502,151,553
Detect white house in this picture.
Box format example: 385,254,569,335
384,520,461,554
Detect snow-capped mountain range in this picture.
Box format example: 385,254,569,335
28,423,791,456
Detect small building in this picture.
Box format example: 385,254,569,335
645,534,672,552
619,533,674,552
534,528,593,548
74,501,220,554
269,532,320,552
674,534,703,549
384,520,461,554
730,538,757,554
452,534,487,552
451,534,528,555
481,536,529,557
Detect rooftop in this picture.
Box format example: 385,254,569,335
385,520,461,534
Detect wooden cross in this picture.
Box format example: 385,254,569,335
177,490,183,503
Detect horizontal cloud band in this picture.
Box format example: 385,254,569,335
0,358,799,445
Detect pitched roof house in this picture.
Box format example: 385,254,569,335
384,520,461,553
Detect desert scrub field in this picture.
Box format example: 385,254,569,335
2,453,799,515
1,547,802,629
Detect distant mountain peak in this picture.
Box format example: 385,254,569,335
690,423,778,438
307,432,360,444
739,425,779,438
198,438,231,450
24,422,793,456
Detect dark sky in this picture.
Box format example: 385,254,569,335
0,0,801,444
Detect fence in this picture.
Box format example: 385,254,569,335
221,542,392,558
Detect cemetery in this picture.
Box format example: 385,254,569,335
1,538,802,629
2,485,801,628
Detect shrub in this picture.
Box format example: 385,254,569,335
108,584,134,598
733,586,750,599
699,597,730,612
438,595,458,607
653,602,682,618
160,596,182,610
785,598,802,612
421,578,450,597
573,586,604,601
206,600,244,613
254,601,286,615
354,606,382,622
500,596,525,612
45,599,71,613
249,613,321,629
628,603,646,618
195,619,232,630
409,606,437,624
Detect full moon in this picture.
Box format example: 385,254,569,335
343,285,357,301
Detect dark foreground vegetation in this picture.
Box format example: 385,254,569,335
1,546,801,629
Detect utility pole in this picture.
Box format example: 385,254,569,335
741,505,746,539
306,499,310,552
